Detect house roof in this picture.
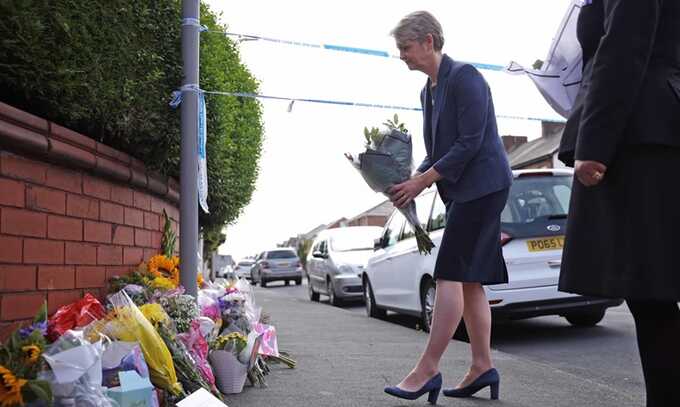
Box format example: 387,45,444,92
300,223,328,240
349,199,395,222
508,129,562,169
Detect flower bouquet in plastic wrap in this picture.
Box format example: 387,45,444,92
137,299,224,402
345,115,435,254
0,304,53,407
105,290,183,397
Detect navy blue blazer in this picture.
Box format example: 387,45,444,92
417,55,512,203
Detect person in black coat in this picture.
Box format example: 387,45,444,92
558,1,680,405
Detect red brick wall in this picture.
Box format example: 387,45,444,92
0,102,179,338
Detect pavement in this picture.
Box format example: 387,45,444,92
224,286,641,407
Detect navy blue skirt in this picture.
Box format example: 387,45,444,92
433,188,509,284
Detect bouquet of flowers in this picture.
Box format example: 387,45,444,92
346,115,435,254
106,290,183,396
211,332,247,356
159,295,199,334
0,304,52,407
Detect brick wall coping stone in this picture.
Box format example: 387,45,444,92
0,102,179,204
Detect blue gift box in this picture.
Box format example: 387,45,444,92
107,370,154,407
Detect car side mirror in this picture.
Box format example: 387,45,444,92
312,251,324,259
374,237,384,250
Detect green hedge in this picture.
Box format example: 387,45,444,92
0,0,263,256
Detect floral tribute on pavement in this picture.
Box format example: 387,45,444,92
0,211,295,406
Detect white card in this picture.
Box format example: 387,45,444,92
176,388,229,407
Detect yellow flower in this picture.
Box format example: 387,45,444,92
0,365,27,407
148,255,181,287
150,276,176,290
197,273,204,287
21,345,41,364
140,303,169,327
148,255,175,277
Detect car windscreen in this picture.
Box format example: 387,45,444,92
266,250,297,259
330,234,375,252
501,175,572,238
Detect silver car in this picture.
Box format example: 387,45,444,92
307,226,383,306
233,259,255,280
251,248,303,287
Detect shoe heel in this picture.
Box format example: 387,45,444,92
428,388,441,404
490,382,499,400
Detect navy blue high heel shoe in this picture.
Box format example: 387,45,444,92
384,373,442,405
443,368,500,400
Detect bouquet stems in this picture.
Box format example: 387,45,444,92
399,204,435,255
265,351,296,369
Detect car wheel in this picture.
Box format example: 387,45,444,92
328,279,342,306
250,272,257,286
308,279,320,302
420,278,436,333
565,308,606,327
364,277,386,318
285,280,290,286
295,278,302,285
261,279,267,288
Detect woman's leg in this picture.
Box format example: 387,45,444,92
396,280,464,391
626,300,680,407
455,282,494,387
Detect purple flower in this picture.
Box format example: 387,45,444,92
19,320,48,339
218,297,232,311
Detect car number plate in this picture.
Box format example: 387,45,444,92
526,236,565,252
279,263,289,267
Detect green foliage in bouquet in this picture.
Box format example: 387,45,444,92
0,303,52,407
155,322,224,401
363,114,409,148
161,209,176,258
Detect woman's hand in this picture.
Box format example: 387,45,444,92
389,168,442,208
575,160,607,187
390,177,427,208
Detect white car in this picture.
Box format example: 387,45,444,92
307,226,383,305
363,169,623,332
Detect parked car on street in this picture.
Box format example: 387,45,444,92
251,248,303,287
233,259,255,280
363,169,623,332
215,264,234,279
307,226,383,306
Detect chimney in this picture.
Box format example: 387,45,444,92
501,135,528,153
542,121,566,138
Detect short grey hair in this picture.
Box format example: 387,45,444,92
390,11,444,51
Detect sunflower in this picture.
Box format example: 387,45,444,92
148,255,175,277
0,365,27,407
169,267,180,287
21,345,41,364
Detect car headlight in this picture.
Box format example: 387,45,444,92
338,265,356,275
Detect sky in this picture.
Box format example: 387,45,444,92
203,0,571,260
